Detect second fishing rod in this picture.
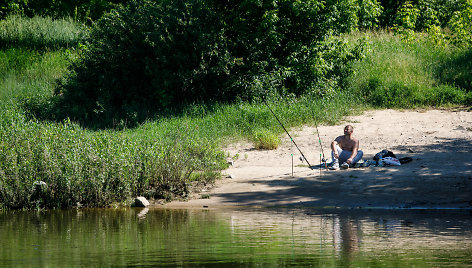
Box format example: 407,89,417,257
262,97,314,170
312,111,329,170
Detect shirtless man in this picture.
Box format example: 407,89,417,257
330,125,363,170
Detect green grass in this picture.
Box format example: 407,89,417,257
0,15,85,50
0,48,71,104
345,31,472,108
176,94,358,144
252,128,281,150
0,104,228,209
0,93,357,209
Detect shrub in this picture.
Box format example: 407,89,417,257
357,0,383,29
53,0,228,128
436,49,472,92
252,128,280,150
422,85,467,106
466,91,472,104
379,0,465,29
392,1,420,44
0,116,227,209
367,81,417,108
54,0,368,128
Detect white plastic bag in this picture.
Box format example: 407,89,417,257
382,156,401,166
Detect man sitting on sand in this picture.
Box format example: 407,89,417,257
330,125,363,170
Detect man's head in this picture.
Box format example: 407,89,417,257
344,125,354,136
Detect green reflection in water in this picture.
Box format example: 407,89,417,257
0,208,471,267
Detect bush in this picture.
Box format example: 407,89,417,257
0,115,227,209
466,91,472,104
53,0,227,128
54,0,369,128
379,0,465,29
252,128,280,150
449,0,472,48
366,81,414,108
357,0,383,29
423,85,467,106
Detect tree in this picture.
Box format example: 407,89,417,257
54,0,368,128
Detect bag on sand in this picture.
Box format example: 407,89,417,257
373,149,396,161
382,156,401,166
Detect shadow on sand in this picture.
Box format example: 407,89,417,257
212,138,472,209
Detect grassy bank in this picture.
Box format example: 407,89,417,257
0,65,357,209
0,44,228,208
345,31,472,107
0,107,227,209
0,15,358,208
1,16,471,209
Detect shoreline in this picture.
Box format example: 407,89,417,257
160,109,472,210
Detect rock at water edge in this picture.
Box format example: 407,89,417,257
132,196,149,207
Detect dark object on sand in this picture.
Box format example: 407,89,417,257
399,157,413,164
373,149,396,164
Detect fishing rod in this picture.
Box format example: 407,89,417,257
262,97,313,169
306,103,329,170
314,118,328,170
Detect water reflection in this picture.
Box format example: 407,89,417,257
137,207,149,220
0,208,471,266
332,216,361,261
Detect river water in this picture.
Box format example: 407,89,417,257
0,208,471,267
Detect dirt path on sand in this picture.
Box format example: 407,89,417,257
161,109,472,209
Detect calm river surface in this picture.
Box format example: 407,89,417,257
0,208,471,267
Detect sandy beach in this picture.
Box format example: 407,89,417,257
162,108,472,209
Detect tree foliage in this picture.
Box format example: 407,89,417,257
449,0,472,47
54,0,369,128
378,0,466,28
392,0,472,48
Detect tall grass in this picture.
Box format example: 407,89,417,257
0,48,70,105
345,31,472,107
0,15,85,50
172,92,359,146
0,108,226,209
0,94,356,209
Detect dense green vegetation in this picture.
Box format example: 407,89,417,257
346,31,472,107
0,0,471,209
49,0,372,128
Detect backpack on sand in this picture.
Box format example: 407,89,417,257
373,149,396,162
